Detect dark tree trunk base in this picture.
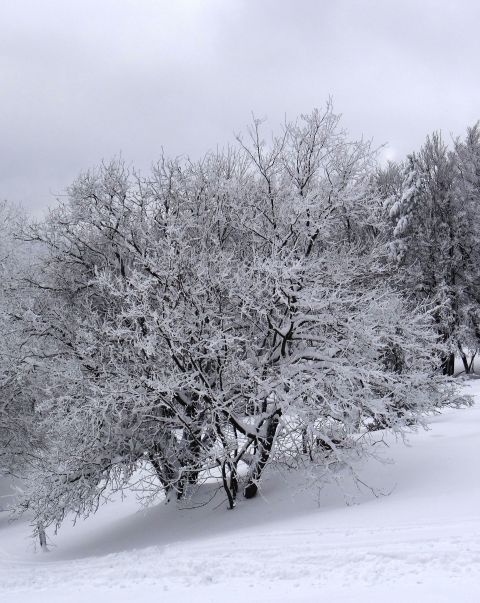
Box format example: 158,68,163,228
244,482,258,499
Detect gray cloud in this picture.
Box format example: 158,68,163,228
2,0,480,213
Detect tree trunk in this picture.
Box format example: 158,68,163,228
468,352,477,374
38,522,48,552
149,442,179,498
460,350,470,374
441,352,455,376
221,459,238,509
244,409,281,499
457,345,474,375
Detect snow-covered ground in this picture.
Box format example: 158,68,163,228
1,380,480,603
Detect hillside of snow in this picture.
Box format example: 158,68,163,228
1,379,480,603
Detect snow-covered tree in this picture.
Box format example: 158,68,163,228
452,123,480,371
17,109,459,535
388,131,480,374
0,202,44,479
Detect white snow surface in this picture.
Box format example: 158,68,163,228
1,380,480,603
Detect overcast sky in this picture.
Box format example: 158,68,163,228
2,0,480,213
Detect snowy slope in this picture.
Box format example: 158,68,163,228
1,380,480,603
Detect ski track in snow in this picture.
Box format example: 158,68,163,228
1,379,480,602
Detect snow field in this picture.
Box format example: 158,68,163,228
1,379,480,602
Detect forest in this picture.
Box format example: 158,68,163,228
1,104,479,542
